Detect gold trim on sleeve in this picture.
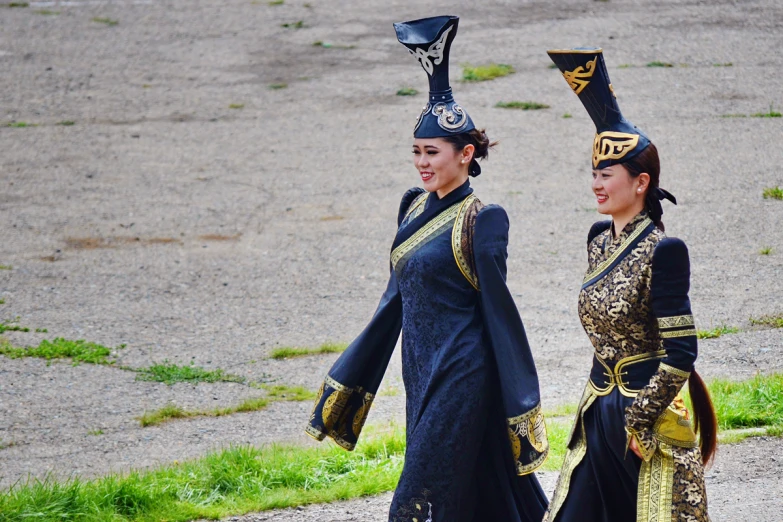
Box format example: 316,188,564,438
659,363,691,379
657,315,694,329
659,329,696,339
451,194,480,290
507,403,549,476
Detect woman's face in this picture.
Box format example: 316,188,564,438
412,138,472,195
591,163,648,216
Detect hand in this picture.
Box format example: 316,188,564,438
628,434,643,459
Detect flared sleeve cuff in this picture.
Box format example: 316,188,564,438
507,403,550,475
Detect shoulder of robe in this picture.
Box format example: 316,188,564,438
475,204,509,244
652,237,690,275
397,187,426,226
587,220,612,245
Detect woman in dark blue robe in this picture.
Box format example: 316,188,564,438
306,16,548,522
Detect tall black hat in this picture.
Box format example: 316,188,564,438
394,16,476,139
547,48,650,169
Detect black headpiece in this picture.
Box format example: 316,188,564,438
547,48,650,170
394,16,476,140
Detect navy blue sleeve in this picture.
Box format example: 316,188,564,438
651,237,698,372
588,220,612,245
398,187,426,226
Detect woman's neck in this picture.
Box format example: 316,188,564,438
435,173,470,199
611,202,646,239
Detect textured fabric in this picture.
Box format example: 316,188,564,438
307,181,547,522
546,211,709,522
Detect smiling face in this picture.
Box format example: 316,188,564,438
412,138,473,197
591,163,649,217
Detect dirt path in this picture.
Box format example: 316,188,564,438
1,0,782,519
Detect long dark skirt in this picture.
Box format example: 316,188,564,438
554,391,642,521
389,372,548,522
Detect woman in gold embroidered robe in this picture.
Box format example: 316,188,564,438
544,48,717,522
306,16,549,522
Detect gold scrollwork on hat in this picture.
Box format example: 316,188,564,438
413,103,431,133
562,57,597,95
592,131,640,167
433,102,468,131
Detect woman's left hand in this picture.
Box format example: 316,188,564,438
629,435,643,459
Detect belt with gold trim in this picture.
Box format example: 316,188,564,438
588,350,666,397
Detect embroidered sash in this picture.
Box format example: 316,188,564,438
582,217,654,289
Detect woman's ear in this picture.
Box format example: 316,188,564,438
462,144,475,164
637,172,651,194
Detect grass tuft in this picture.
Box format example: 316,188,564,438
0,320,30,333
396,87,418,96
269,82,288,90
759,246,773,255
57,121,75,126
4,122,35,128
92,17,119,26
763,187,783,200
0,338,116,365
646,61,674,68
281,20,305,29
269,0,284,4
228,103,244,109
713,62,733,67
495,101,550,110
138,404,192,427
6,2,29,6
751,104,782,118
696,324,740,339
562,113,572,118
697,374,783,430
617,64,633,69
270,342,348,360
0,264,12,270
749,314,783,329
87,429,104,436
135,362,244,385
462,63,514,82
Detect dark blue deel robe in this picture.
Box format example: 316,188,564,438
306,181,548,522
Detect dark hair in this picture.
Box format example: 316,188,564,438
441,128,498,177
689,370,718,467
622,143,664,230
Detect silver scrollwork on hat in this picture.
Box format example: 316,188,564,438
408,25,452,76
433,102,468,132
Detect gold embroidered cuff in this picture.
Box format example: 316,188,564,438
507,403,549,475
657,314,696,338
625,427,656,462
306,375,375,451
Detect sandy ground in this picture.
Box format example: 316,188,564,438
1,0,782,519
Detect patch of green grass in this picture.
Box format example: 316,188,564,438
35,328,47,333
312,41,355,49
57,121,75,126
269,0,284,4
135,362,244,385
0,439,15,450
698,374,783,430
495,101,550,110
0,264,12,269
0,338,117,365
270,342,348,360
34,9,59,14
462,63,514,82
269,82,288,90
751,104,782,118
138,404,192,427
541,419,570,471
713,62,733,67
617,64,633,69
646,61,674,68
4,122,35,128
0,299,5,304
696,324,740,339
87,429,104,436
0,320,29,334
262,384,317,401
546,403,578,418
763,187,783,200
92,17,119,26
563,112,572,119
228,103,244,109
281,20,305,29
0,427,408,519
750,314,783,329
6,2,30,7
759,246,773,255
396,87,418,96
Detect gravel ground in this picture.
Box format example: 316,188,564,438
1,0,782,519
